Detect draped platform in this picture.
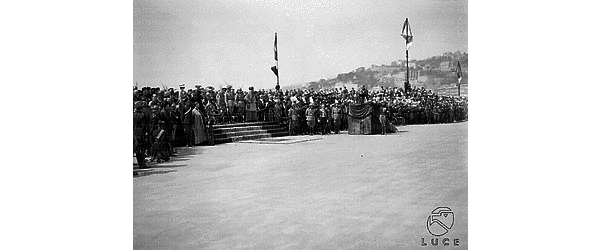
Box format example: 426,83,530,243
348,103,397,135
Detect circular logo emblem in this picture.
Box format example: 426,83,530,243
427,207,454,236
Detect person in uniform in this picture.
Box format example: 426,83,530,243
205,99,217,118
133,134,139,176
178,83,187,100
256,97,266,121
266,98,275,122
134,101,149,169
379,102,389,135
235,88,246,122
273,99,283,125
149,105,160,134
341,101,349,131
245,87,258,122
318,103,328,135
288,104,299,136
433,104,440,124
225,86,235,123
150,120,170,163
216,87,227,122
327,103,334,134
298,100,307,135
305,104,317,135
158,102,173,155
182,100,194,147
140,99,153,156
332,101,342,134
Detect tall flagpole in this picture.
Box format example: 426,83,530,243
406,49,409,91
275,32,280,90
276,51,280,87
457,61,462,97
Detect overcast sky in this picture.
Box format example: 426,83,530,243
134,0,467,89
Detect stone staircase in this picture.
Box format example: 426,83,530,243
212,121,289,144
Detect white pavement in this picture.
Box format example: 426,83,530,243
134,122,468,249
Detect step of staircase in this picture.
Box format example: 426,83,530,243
213,121,276,129
212,121,289,144
213,128,287,139
214,131,289,144
213,125,283,134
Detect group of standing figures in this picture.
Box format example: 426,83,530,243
287,102,348,136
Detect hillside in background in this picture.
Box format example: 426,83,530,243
299,51,468,91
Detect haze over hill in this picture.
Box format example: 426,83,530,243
281,51,467,91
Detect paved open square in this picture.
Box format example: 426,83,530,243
133,122,467,249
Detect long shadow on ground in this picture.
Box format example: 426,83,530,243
133,169,177,178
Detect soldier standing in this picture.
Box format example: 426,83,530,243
332,102,341,134
216,87,227,122
274,99,283,125
379,102,389,135
158,102,174,155
305,104,317,135
318,103,328,135
149,105,160,132
327,103,333,134
235,88,246,122
341,101,349,131
225,86,235,123
182,101,194,147
245,87,258,122
134,101,149,169
298,100,307,135
288,104,299,135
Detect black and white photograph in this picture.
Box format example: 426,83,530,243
133,0,467,248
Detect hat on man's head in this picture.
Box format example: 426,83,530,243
249,86,254,90
179,83,185,88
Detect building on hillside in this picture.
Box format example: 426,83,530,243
371,65,403,74
439,61,453,71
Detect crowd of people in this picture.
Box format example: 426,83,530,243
133,83,468,171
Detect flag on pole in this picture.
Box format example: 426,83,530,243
271,65,278,77
401,18,413,50
457,61,462,83
274,32,278,61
